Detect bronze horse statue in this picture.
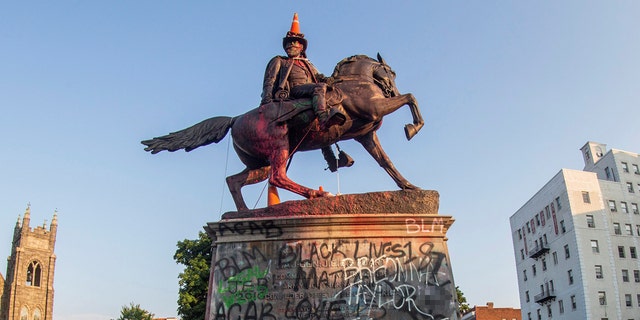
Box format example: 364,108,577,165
142,54,424,211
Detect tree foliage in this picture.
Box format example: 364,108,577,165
456,286,471,315
174,231,212,320
114,302,154,320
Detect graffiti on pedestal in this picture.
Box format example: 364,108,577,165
210,221,456,320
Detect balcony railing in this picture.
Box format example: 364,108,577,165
529,243,550,259
534,289,556,304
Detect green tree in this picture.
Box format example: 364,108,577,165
456,286,471,315
174,231,212,320
114,302,154,320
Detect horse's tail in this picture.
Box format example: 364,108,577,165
142,116,236,154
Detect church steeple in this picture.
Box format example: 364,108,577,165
1,205,58,320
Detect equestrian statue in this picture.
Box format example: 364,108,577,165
142,13,424,211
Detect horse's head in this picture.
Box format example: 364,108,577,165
373,53,400,97
332,54,400,98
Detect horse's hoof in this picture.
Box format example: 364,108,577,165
404,123,424,140
309,189,334,198
401,184,421,191
404,124,417,140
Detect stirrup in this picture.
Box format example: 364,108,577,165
337,150,354,168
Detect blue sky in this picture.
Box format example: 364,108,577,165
1,1,639,319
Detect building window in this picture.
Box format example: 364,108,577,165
614,223,622,235
520,249,525,260
544,207,550,220
571,295,577,310
595,265,603,279
630,246,637,259
586,215,595,228
591,240,600,253
626,224,633,235
560,220,566,233
634,270,640,282
518,229,522,240
619,246,626,258
26,261,42,287
553,251,558,265
582,191,591,203
627,182,634,193
558,300,564,313
20,307,28,320
542,257,547,271
526,222,531,233
568,269,574,284
565,244,570,259
625,294,632,307
547,304,552,317
622,269,629,282
637,294,640,307
609,200,617,212
532,264,537,276
622,162,629,172
536,309,541,320
523,269,528,281
621,202,629,213
632,203,639,214
605,166,612,179
556,197,562,210
637,225,640,236
598,291,607,305
526,290,530,302
633,164,639,174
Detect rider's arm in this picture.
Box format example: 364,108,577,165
306,60,327,82
261,56,282,104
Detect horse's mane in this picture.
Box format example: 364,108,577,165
331,55,377,78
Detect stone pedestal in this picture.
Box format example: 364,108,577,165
204,190,458,320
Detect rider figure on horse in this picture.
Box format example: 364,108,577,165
261,13,345,130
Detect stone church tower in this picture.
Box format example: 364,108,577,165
0,206,57,320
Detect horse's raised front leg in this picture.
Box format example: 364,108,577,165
375,93,424,140
269,148,332,199
400,93,424,141
355,130,419,190
226,166,270,211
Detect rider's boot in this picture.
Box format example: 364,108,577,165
317,109,346,130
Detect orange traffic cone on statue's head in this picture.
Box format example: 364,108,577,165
290,13,300,34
